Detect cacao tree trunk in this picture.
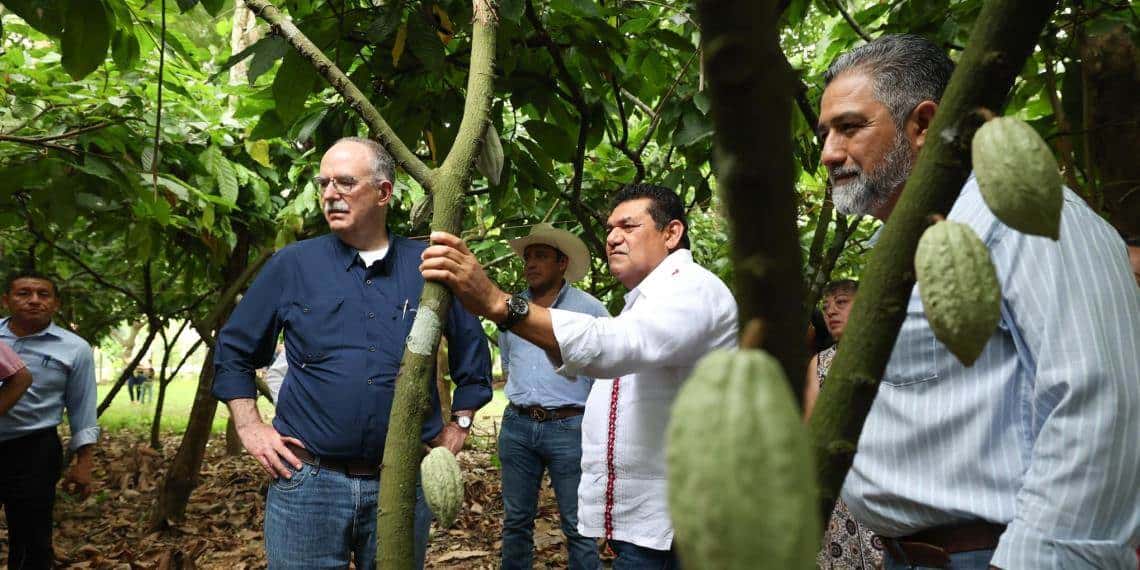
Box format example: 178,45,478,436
694,0,805,394
150,231,255,529
1080,25,1140,237
149,374,170,450
807,0,1059,523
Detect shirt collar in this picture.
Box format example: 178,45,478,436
625,249,694,303
330,232,400,273
521,280,571,307
0,317,63,340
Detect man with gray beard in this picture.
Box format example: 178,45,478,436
818,35,1140,569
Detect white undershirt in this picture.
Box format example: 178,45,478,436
358,245,389,268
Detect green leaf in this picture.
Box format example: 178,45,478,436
3,0,66,36
549,0,600,19
367,6,404,43
200,146,239,206
175,0,199,12
246,139,272,168
251,111,287,140
407,12,444,71
673,110,713,147
272,51,317,123
247,36,290,85
111,29,140,71
61,0,113,80
523,120,575,163
200,0,224,17
499,0,524,22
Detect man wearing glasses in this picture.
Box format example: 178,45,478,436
213,137,493,569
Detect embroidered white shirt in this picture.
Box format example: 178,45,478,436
549,249,738,550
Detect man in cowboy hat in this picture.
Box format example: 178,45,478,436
497,223,609,570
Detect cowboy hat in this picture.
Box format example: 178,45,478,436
508,223,591,282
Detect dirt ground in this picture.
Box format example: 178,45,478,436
0,429,583,569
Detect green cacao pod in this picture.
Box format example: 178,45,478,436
915,220,1002,366
421,447,463,527
666,349,818,570
972,116,1063,239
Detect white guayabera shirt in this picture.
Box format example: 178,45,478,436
548,249,739,551
843,178,1140,569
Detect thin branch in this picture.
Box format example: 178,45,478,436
826,0,872,43
620,88,655,116
0,136,80,156
152,0,167,194
637,49,700,156
244,0,434,186
25,225,142,305
610,74,646,184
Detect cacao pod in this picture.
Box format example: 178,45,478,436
915,220,1002,366
972,116,1063,239
667,349,818,570
421,446,463,527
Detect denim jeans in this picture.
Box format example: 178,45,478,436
498,406,600,570
264,462,433,569
609,540,681,570
884,548,995,570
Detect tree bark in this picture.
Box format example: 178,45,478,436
375,3,498,566
1080,25,1140,237
694,1,805,392
807,0,1058,523
150,231,254,529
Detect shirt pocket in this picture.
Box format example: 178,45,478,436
286,297,346,364
881,287,940,387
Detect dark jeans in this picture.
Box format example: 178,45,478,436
498,406,600,570
0,428,63,570
263,462,432,570
609,540,681,570
884,548,995,570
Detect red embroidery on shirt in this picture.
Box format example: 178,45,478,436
604,377,621,545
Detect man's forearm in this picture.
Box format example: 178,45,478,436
504,303,562,363
74,443,95,465
227,398,263,429
0,368,33,415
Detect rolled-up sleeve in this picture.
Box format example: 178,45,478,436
445,300,493,412
64,346,99,450
212,253,287,402
989,200,1140,569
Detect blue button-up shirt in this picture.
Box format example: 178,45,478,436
842,178,1140,569
213,233,493,462
0,319,99,450
500,282,609,408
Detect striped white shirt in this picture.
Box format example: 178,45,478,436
842,177,1140,569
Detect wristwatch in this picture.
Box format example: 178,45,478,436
497,294,530,332
452,414,473,430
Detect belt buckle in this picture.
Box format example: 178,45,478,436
530,408,548,421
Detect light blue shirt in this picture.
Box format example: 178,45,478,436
500,282,609,408
842,178,1140,569
0,319,100,450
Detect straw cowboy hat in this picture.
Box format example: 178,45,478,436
508,223,591,282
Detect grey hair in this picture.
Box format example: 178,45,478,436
823,34,955,131
335,136,396,183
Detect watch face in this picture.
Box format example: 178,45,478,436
508,295,529,315
456,415,473,429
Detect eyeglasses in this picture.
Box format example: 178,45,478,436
313,175,371,195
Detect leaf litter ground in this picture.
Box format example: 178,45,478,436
0,428,587,569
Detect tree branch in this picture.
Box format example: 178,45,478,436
244,0,434,186
825,0,872,43
25,225,143,306
637,49,700,156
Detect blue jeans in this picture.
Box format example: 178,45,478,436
884,548,995,570
498,406,600,570
609,540,681,570
264,462,433,569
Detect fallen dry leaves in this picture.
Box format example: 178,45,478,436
0,428,583,569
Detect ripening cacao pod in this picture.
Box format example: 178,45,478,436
915,220,1002,366
666,349,818,570
421,446,463,527
972,116,1063,239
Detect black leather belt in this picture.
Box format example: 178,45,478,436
879,522,1006,568
286,444,380,478
510,403,585,422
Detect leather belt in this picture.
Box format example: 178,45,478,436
510,403,585,422
286,444,380,478
879,522,1006,568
